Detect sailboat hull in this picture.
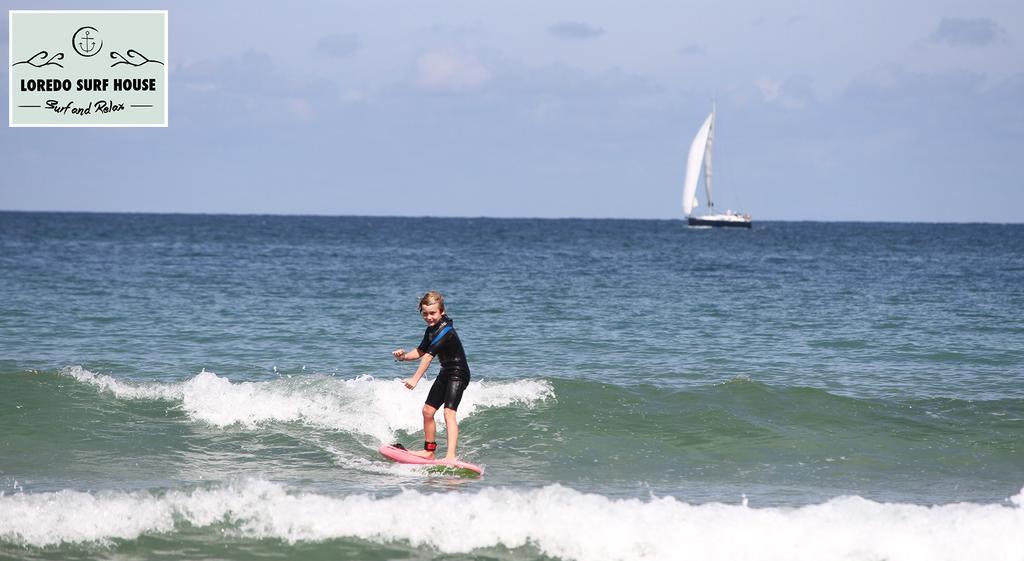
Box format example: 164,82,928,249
688,216,752,228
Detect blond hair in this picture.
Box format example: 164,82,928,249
418,291,446,312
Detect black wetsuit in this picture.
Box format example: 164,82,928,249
417,314,470,410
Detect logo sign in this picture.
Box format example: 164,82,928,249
9,10,168,127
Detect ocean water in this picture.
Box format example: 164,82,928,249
0,212,1021,561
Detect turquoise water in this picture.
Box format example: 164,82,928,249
1,213,1022,560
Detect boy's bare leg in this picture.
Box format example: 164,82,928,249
443,407,458,462
411,404,437,458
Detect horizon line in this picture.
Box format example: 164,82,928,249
0,208,1021,226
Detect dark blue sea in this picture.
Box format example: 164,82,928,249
1,212,1021,560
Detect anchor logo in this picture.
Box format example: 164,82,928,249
72,26,103,57
80,31,96,52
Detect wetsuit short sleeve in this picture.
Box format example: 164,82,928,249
416,328,432,355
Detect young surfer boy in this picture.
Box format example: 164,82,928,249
392,291,471,462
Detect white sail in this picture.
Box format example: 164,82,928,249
682,112,713,216
704,105,715,208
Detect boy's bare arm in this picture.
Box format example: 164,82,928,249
403,354,433,389
393,348,422,361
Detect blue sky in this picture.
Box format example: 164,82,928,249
2,1,1022,221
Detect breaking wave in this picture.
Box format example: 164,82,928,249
1,480,1021,561
61,366,554,442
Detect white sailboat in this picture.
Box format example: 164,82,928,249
682,103,752,228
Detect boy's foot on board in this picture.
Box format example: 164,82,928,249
410,450,434,459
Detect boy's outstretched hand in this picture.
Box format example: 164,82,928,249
392,349,406,361
403,378,417,390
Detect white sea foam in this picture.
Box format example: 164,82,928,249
1,480,1021,560
60,366,554,441
62,365,181,401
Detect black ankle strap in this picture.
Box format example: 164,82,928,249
424,441,437,452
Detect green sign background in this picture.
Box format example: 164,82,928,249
9,11,167,126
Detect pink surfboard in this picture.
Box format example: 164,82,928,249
378,444,484,476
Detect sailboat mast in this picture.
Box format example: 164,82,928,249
703,101,715,209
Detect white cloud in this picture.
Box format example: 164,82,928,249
183,82,221,93
548,21,605,40
755,78,782,101
316,33,361,58
678,44,705,56
414,51,491,93
754,75,813,109
285,98,315,121
339,89,368,103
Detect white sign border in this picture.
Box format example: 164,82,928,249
8,9,169,128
